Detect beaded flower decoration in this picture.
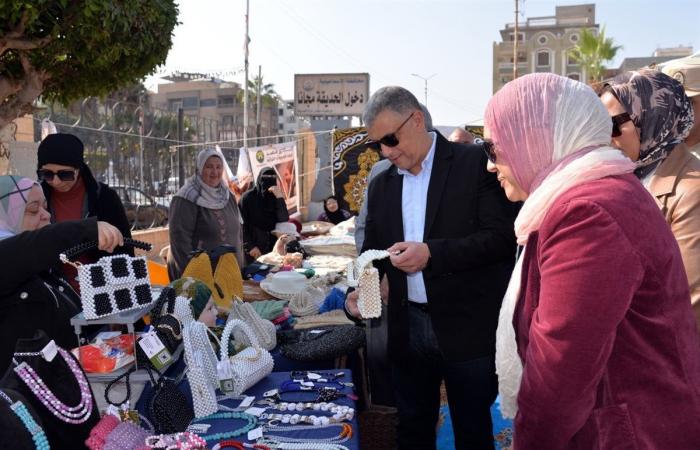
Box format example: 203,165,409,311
346,250,390,318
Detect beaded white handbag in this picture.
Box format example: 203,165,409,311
228,300,277,351
346,249,390,319
182,321,219,418
60,239,155,319
219,319,274,396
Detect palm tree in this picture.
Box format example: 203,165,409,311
236,74,280,108
568,26,622,83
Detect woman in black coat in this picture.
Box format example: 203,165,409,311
37,133,132,290
239,167,289,263
0,176,123,374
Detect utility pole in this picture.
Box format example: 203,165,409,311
411,73,437,108
513,0,519,80
177,107,184,188
243,0,250,153
256,65,262,146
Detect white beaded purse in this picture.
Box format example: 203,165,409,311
346,249,391,319
182,321,219,418
219,319,274,396
60,239,155,319
227,299,277,351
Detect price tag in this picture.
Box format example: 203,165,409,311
187,423,211,433
248,427,263,441
138,333,172,370
41,340,57,362
309,329,326,334
301,381,315,388
307,372,321,380
263,389,278,398
238,396,255,408
244,407,266,417
217,361,234,393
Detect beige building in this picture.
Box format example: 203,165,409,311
492,4,598,92
150,73,278,143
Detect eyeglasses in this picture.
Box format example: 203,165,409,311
482,140,498,163
366,112,415,151
37,169,77,182
611,112,632,138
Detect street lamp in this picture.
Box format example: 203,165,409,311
411,73,437,107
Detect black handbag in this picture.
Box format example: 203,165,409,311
278,325,366,362
144,364,193,434
136,287,182,368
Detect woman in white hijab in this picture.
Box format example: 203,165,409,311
167,148,244,280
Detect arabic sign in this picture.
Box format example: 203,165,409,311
246,142,299,212
294,73,370,116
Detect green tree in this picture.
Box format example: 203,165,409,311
237,74,280,108
0,0,179,129
568,26,622,83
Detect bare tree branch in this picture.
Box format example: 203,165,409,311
0,52,49,129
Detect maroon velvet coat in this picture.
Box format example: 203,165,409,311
513,174,700,449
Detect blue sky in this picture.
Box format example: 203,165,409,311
149,0,700,126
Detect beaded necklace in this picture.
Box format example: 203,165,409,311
13,347,93,424
191,411,258,443
262,422,353,445
0,390,50,450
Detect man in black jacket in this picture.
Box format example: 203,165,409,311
346,86,516,449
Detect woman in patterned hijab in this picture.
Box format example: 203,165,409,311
600,69,700,336
601,69,694,179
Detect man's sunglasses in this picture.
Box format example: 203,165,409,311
37,169,77,182
366,112,415,151
482,139,497,163
611,112,632,138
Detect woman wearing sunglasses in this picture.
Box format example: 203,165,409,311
599,69,700,334
37,133,132,291
485,73,700,449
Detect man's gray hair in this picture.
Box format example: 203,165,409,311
363,86,424,128
419,103,433,131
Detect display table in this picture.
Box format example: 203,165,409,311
136,369,359,449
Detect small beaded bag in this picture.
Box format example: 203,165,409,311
219,319,274,396
346,250,390,318
60,239,155,319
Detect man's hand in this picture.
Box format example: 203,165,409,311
345,290,362,319
249,246,262,259
387,241,431,273
268,185,284,199
97,221,124,253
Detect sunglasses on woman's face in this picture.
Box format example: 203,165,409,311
366,112,415,151
482,139,498,163
37,169,77,182
611,112,632,138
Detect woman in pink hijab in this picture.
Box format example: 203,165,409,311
485,73,700,449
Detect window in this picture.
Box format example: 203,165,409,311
168,99,183,112
278,108,284,116
570,33,580,43
537,50,550,67
510,52,527,63
200,98,216,107
538,35,548,45
182,97,199,109
509,32,525,42
218,96,235,107
279,123,284,130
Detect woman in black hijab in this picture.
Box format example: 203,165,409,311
239,167,289,263
317,195,352,225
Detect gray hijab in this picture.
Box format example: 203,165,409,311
609,69,694,178
175,148,230,209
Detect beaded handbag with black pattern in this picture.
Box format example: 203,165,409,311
60,239,155,319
